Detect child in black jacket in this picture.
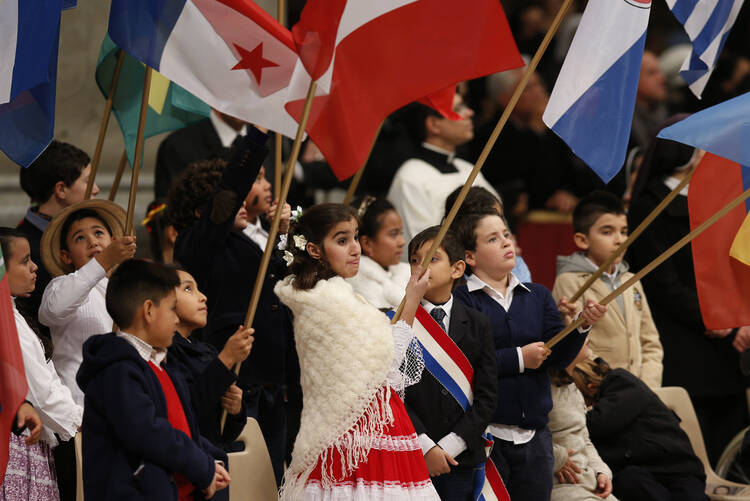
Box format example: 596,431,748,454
572,358,708,501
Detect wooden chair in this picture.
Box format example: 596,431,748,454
74,432,84,501
227,418,278,501
653,386,750,500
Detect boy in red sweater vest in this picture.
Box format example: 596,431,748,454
77,259,230,500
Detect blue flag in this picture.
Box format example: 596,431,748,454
658,91,750,167
0,0,63,167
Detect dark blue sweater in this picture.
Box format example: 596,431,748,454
453,282,587,430
77,333,227,500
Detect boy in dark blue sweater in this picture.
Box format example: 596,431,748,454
77,259,229,500
452,212,606,501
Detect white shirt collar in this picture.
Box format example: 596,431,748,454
117,331,168,367
584,256,620,281
663,176,689,196
243,217,269,248
210,110,247,148
421,141,456,163
466,272,529,295
421,295,454,317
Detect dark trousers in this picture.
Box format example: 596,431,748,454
52,437,76,501
613,465,709,501
431,466,477,501
489,426,553,501
244,384,287,487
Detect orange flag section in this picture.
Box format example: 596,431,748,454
688,152,750,330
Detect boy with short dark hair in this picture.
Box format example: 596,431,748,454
77,259,230,500
405,226,497,499
16,140,100,322
453,211,606,501
552,191,663,388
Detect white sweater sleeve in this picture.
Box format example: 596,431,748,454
15,311,82,442
39,258,106,327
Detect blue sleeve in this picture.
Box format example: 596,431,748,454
539,286,587,369
86,363,216,489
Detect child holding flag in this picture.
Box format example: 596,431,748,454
404,226,497,499
274,203,440,500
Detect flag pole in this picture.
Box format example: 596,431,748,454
273,0,286,201
390,0,574,323
568,166,696,303
125,67,153,236
109,151,128,201
220,80,318,432
86,50,125,200
343,121,384,205
547,184,750,349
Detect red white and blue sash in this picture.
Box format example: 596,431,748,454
393,305,510,501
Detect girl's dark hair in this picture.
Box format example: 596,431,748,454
351,196,397,239
287,203,358,290
0,227,27,262
548,366,574,387
0,228,54,359
143,200,169,263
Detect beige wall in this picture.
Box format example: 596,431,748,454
0,0,278,226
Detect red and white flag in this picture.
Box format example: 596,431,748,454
284,0,523,180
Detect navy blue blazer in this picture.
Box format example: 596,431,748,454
167,333,246,447
77,333,227,501
453,281,587,430
404,300,497,468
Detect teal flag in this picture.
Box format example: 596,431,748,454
95,34,210,167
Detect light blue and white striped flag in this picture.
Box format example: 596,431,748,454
667,0,744,98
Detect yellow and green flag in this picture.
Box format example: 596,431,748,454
95,34,210,167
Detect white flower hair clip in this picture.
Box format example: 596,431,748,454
293,234,307,251
283,250,295,267
291,206,303,222
277,234,288,251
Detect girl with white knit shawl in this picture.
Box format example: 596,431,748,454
345,197,411,310
274,204,440,500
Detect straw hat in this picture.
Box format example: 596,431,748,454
41,199,127,277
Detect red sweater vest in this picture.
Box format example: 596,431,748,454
149,362,195,501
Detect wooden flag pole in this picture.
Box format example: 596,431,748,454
273,0,286,201
343,121,384,205
220,80,318,432
125,67,153,236
568,167,696,303
109,151,128,201
86,50,126,200
547,184,750,349
390,0,574,323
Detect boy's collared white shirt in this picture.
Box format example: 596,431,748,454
416,295,468,458
420,295,453,333
117,331,168,367
243,217,269,249
39,257,113,406
210,109,247,148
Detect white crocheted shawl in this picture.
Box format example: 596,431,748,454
275,276,401,498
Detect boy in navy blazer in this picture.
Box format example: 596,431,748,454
404,226,497,500
452,211,606,501
77,259,229,500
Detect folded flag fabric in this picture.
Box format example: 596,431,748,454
107,0,300,138
688,152,750,329
95,34,210,167
0,0,63,167
0,250,29,485
666,0,744,98
285,0,523,181
658,90,750,167
544,0,651,183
